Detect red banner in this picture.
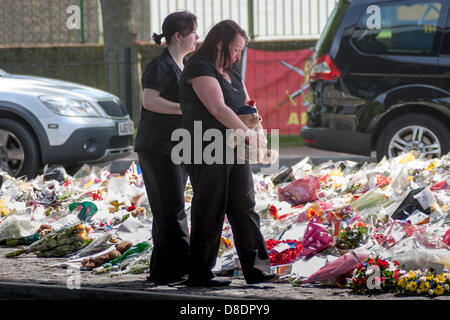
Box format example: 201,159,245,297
243,47,314,135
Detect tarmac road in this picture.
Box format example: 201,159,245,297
105,146,377,175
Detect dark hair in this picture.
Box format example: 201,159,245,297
191,20,249,69
152,10,197,46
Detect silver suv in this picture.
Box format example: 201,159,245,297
0,68,134,178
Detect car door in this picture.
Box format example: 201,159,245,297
340,0,446,131
435,5,450,109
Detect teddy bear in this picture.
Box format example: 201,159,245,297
226,102,278,164
81,240,133,271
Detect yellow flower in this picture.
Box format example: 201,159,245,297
330,169,343,177
398,277,407,288
400,153,415,163
419,281,430,292
407,271,417,280
435,275,445,284
435,285,444,296
407,281,418,292
444,284,449,291
425,162,436,171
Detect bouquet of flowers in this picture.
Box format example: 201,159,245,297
265,239,303,266
346,256,402,294
397,268,450,297
335,224,368,250
5,224,91,258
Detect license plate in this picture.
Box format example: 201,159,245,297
118,121,134,136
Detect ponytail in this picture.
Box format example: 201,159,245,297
152,32,165,46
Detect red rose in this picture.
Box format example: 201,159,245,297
269,205,279,219
376,259,389,269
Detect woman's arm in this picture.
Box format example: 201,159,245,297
142,88,182,115
191,76,250,132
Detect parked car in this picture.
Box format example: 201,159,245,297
0,68,134,178
301,0,450,161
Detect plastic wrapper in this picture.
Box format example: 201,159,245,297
93,241,152,275
350,188,389,212
5,224,90,258
0,215,37,241
278,175,320,206
70,231,117,258
299,216,333,259
391,187,432,220
297,249,370,284
391,246,450,271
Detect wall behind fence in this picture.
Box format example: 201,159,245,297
0,0,337,46
0,39,316,133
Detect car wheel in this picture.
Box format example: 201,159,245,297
376,113,449,161
0,119,41,178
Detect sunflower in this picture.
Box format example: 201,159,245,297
435,285,445,296
407,281,418,292
419,280,430,292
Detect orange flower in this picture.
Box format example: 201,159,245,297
354,221,367,228
307,203,323,221
221,237,233,249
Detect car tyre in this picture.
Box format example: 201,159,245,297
0,119,41,178
376,113,449,161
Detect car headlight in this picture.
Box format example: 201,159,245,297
38,96,102,117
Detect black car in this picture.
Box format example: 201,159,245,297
301,0,450,161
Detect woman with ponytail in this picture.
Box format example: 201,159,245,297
134,10,198,285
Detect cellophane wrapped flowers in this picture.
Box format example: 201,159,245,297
397,268,450,297
347,256,403,294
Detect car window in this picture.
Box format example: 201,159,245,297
315,0,350,57
351,1,443,55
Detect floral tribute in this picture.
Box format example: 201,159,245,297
346,256,403,294
265,239,303,266
397,268,450,297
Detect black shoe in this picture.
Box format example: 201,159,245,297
246,272,279,284
183,277,232,288
146,274,187,286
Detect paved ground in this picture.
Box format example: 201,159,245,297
0,247,443,301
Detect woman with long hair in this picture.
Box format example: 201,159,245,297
178,20,278,287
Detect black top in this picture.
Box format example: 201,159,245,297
134,48,185,153
179,55,246,133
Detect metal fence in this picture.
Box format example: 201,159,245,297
150,0,339,40
0,0,338,46
0,45,149,123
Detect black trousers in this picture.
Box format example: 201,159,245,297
138,148,190,282
186,161,270,283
